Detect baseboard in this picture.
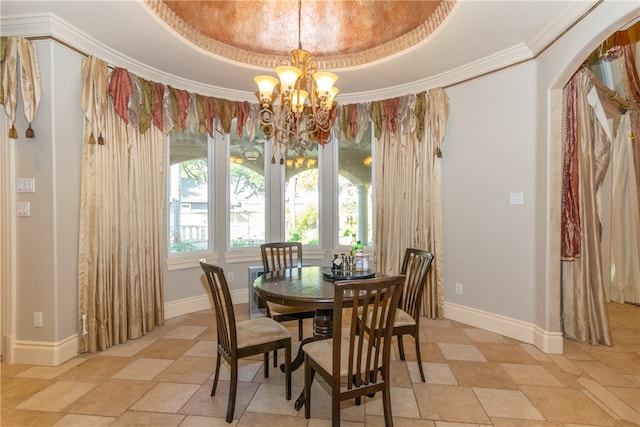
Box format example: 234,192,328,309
163,288,248,319
13,334,78,366
7,289,251,366
443,301,563,354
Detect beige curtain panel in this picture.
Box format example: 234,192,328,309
78,57,165,354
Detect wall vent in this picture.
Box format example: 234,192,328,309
248,265,266,318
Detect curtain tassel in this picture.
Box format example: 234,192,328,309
25,124,35,138
88,132,96,145
98,133,105,145
8,124,18,139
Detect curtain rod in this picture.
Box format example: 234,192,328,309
587,69,633,111
27,35,89,58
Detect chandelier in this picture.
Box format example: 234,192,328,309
253,0,339,165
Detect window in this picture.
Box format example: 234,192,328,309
337,122,373,247
229,120,266,248
168,130,210,254
284,144,320,245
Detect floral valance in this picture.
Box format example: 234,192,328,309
0,36,41,139
82,55,431,149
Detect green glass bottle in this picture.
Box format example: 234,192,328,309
354,240,364,272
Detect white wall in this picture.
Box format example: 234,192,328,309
443,61,538,323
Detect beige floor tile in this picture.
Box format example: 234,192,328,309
52,414,116,426
409,361,458,385
16,381,97,412
388,359,413,387
448,361,518,389
184,339,216,357
589,348,640,375
137,337,197,359
304,380,366,423
245,383,299,416
213,358,264,382
473,387,544,420
1,376,52,408
180,380,259,418
412,383,491,424
520,385,619,426
154,356,215,384
609,384,640,410
56,356,132,382
236,410,308,426
130,382,200,413
179,414,237,426
578,376,640,424
364,386,420,419
110,410,185,426
490,419,564,426
63,379,155,417
15,357,86,380
366,415,436,426
519,343,552,362
426,328,474,345
111,357,173,380
501,363,564,387
474,342,537,364
438,344,486,362
178,310,216,326
101,335,157,357
163,325,208,340
573,359,636,387
463,328,509,343
1,407,67,426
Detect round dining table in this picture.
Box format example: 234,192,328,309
253,265,377,410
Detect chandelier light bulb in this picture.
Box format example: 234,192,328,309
313,71,338,96
254,75,279,103
291,89,309,113
276,66,302,93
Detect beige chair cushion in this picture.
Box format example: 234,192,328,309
267,301,312,316
358,307,415,329
236,317,291,349
302,334,382,377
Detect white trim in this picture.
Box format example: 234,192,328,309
163,289,248,319
13,334,78,366
443,301,563,354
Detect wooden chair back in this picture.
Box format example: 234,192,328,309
332,275,404,396
260,242,303,273
399,248,434,320
200,261,236,357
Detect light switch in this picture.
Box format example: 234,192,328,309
17,202,31,217
509,192,524,205
17,178,35,192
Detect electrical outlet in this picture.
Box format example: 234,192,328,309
34,312,43,328
455,283,463,295
227,272,234,282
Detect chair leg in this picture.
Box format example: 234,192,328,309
331,392,341,427
263,352,270,378
285,342,292,401
298,319,304,341
211,351,221,396
304,356,313,418
273,349,278,367
414,332,426,382
382,383,394,427
397,334,406,360
226,360,238,423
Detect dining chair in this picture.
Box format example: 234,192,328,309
260,242,315,366
199,260,292,423
302,275,405,427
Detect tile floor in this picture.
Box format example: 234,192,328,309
1,302,639,426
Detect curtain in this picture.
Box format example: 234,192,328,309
0,36,41,139
78,58,165,353
610,112,640,304
561,68,612,346
373,89,449,318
